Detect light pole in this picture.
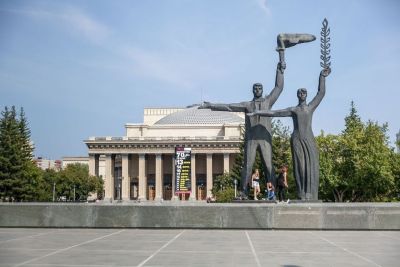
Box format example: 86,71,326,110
234,179,237,198
73,185,76,202
52,182,56,202
117,176,122,201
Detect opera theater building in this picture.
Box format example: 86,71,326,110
81,106,244,202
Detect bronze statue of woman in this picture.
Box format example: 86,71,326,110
248,68,331,200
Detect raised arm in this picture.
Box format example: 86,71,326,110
309,68,331,110
248,107,293,118
200,101,248,112
267,60,286,106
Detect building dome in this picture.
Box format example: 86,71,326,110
154,106,243,125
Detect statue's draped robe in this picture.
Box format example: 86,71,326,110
290,106,319,200
256,73,326,200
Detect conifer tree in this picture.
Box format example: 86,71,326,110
0,106,23,200
0,106,41,201
18,107,33,161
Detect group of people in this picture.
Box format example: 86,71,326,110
251,166,289,202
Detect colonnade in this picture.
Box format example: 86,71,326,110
88,152,233,201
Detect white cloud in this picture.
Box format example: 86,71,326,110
256,0,271,16
59,7,110,44
1,6,110,44
123,46,194,89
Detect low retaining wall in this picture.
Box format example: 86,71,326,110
0,202,399,230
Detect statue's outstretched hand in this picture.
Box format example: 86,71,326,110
278,61,286,72
247,112,256,117
321,68,331,77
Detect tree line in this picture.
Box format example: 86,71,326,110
213,102,400,202
1,104,399,202
0,106,103,202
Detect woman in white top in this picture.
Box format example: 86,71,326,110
251,169,261,200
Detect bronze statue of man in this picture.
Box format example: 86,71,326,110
200,34,316,196
201,58,285,193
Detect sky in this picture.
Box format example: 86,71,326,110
0,0,399,159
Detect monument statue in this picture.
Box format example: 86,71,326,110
248,68,331,200
200,34,316,195
248,19,332,200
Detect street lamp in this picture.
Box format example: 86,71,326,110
234,179,237,198
117,176,122,201
52,182,56,202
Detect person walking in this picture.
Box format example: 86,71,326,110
277,166,288,202
251,169,261,200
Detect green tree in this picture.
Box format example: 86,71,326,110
230,126,245,185
212,172,236,202
58,163,103,201
17,161,45,201
271,119,296,199
354,121,394,201
0,106,24,201
0,106,45,201
15,107,41,201
271,120,291,172
317,102,395,202
18,108,34,161
339,102,394,201
317,132,343,201
41,169,60,201
390,151,400,200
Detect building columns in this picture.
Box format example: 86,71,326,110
138,153,146,201
171,156,178,201
206,153,213,198
190,153,196,200
155,154,162,201
96,151,234,201
223,153,230,173
88,154,99,177
122,154,130,201
104,154,115,201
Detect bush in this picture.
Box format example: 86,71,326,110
214,187,236,203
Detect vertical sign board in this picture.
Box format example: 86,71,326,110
175,147,191,194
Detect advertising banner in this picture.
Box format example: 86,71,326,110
175,147,191,193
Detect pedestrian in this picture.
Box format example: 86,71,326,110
277,165,289,202
251,169,261,200
266,182,276,201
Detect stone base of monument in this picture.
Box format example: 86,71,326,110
0,202,399,230
286,200,323,203
232,200,278,203
231,200,323,204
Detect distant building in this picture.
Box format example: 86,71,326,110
62,156,106,176
34,157,62,171
83,106,244,202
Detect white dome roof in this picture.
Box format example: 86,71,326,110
155,106,243,125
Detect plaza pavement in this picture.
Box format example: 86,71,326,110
0,228,399,267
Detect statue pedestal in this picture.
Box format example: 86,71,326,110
288,200,323,204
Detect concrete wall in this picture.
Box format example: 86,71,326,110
0,203,399,230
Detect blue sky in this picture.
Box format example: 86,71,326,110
1,0,399,159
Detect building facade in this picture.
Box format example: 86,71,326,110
85,106,244,201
